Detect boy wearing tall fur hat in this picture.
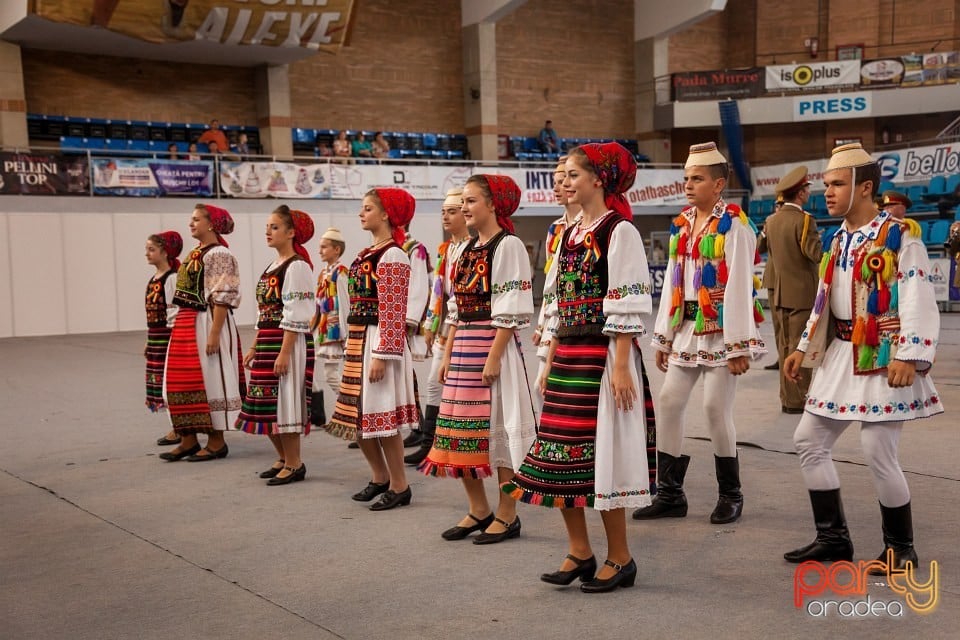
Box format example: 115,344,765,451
636,142,766,525
783,143,942,571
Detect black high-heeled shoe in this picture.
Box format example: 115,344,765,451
540,555,597,585
186,444,229,462
259,459,285,479
580,559,637,593
267,464,306,486
370,486,412,511
352,481,390,502
473,516,521,545
441,512,495,540
158,443,201,462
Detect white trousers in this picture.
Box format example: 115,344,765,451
656,364,738,458
424,339,445,408
793,413,910,508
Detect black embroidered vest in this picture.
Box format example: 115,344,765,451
454,231,508,322
145,269,176,328
173,244,217,311
556,213,624,338
255,256,304,329
347,243,395,325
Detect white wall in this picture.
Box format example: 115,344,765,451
0,197,443,337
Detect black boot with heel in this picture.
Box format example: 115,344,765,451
867,501,918,575
783,489,854,563
632,452,690,519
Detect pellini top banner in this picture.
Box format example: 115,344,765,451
765,60,860,90
33,0,355,52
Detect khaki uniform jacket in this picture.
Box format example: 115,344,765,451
758,203,823,309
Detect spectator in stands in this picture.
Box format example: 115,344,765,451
948,222,960,288
881,190,911,220
198,119,229,155
168,143,179,160
317,142,333,158
234,133,250,158
333,131,352,163
206,140,222,157
352,132,374,161
187,143,200,161
372,132,390,159
538,120,561,154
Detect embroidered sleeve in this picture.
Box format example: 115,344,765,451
406,243,431,327
604,222,652,336
204,246,241,308
894,236,939,368
539,236,562,341
424,248,445,333
374,247,410,358
335,265,351,337
491,235,534,330
651,238,678,352
721,221,760,359
280,261,316,333
164,272,179,328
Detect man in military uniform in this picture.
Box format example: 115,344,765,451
758,166,823,413
881,190,912,220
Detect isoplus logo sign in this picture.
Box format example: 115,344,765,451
793,551,939,617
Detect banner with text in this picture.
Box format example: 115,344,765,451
93,158,214,196
752,140,960,197
0,152,88,195
672,67,764,101
33,0,355,53
765,60,860,90
220,161,332,199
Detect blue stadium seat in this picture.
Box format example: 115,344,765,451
927,175,947,196
516,152,531,161
430,150,445,159
60,135,92,150
387,149,402,159
422,133,438,149
523,137,540,152
446,150,464,159
104,138,129,151
399,149,416,159
809,193,826,215
946,174,960,194
128,140,150,152
749,200,761,216
927,220,950,246
436,133,451,150
878,181,895,194
906,184,927,204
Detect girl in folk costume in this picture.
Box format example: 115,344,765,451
504,143,655,593
327,188,419,511
636,142,765,524
160,204,245,462
399,223,433,448
310,227,350,428
419,175,537,545
404,188,472,466
236,207,316,485
145,230,183,446
531,156,581,414
783,144,942,570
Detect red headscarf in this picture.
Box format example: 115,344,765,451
289,209,315,268
479,174,521,233
578,142,637,220
374,188,416,246
201,204,235,247
157,230,183,271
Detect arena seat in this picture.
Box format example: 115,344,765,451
927,175,947,197
926,220,951,247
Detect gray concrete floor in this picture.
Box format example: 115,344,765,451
1,312,958,639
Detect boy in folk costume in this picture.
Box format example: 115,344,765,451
400,224,433,448
311,228,350,427
635,142,766,525
783,143,942,569
405,188,473,466
532,156,581,413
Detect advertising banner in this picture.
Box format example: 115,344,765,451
220,161,331,199
765,60,860,90
327,164,473,201
93,157,214,196
672,68,764,101
793,92,871,122
859,58,905,87
0,151,88,195
752,141,960,196
33,0,355,53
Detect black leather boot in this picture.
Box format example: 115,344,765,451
867,501,918,575
632,452,690,519
310,390,326,427
405,405,438,465
710,455,744,524
783,489,854,563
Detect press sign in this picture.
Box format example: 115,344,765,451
793,92,871,121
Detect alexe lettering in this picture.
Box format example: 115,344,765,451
793,551,939,617
798,97,867,116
